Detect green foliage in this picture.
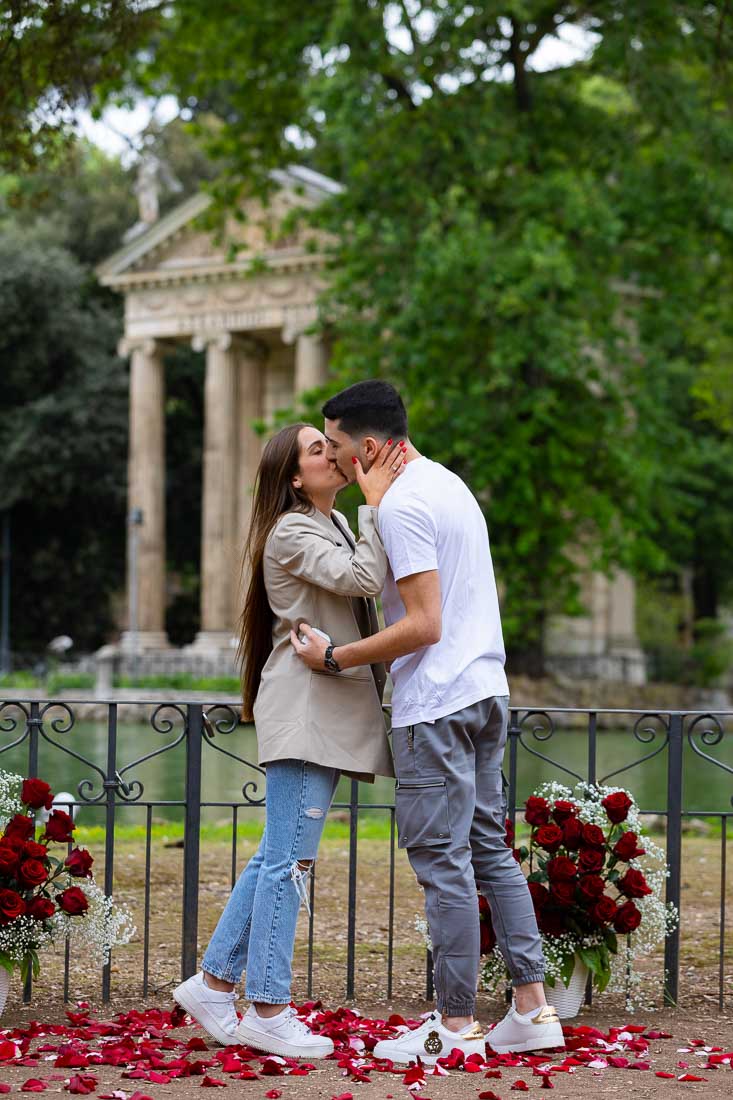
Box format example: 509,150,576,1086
0,128,214,654
127,1,733,665
5,3,733,664
114,674,240,692
0,670,41,689
46,672,95,694
0,1,158,175
0,220,128,652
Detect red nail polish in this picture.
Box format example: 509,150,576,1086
387,439,393,446
399,440,404,446
351,456,357,464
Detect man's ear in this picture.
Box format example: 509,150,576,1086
362,435,382,461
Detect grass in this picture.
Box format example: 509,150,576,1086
0,671,241,693
46,672,94,693
75,812,395,846
73,811,731,846
114,674,240,692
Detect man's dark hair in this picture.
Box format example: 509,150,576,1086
322,379,408,440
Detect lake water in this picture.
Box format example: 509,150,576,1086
1,713,731,824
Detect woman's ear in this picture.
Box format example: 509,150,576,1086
292,476,303,489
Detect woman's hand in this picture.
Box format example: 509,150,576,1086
355,439,407,507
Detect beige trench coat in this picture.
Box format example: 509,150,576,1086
252,504,394,781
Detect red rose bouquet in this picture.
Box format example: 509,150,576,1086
480,782,678,1004
0,770,134,984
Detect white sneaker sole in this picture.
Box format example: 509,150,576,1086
173,982,239,1046
234,1020,334,1059
372,1040,485,1066
487,1028,565,1055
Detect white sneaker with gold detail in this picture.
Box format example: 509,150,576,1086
485,1003,564,1054
372,1010,485,1065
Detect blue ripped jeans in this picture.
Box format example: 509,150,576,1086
202,759,339,1003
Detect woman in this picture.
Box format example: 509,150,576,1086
173,422,404,1058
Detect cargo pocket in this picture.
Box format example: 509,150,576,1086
395,778,452,849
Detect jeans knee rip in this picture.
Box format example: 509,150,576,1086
290,860,314,915
304,806,325,819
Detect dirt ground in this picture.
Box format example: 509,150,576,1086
0,832,731,1097
0,999,732,1099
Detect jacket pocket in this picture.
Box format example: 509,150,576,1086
395,778,451,849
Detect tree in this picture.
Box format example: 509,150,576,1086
124,2,733,667
0,129,215,651
0,0,158,175
7,3,733,667
0,223,128,653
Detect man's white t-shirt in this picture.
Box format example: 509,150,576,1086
378,456,509,727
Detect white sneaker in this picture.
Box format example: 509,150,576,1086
372,1011,485,1066
234,1004,334,1059
173,972,239,1045
486,1004,565,1054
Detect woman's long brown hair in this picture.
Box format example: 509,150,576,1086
238,423,313,721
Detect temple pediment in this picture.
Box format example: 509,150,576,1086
96,165,340,289
97,166,340,342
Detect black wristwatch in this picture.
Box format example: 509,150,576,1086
324,645,341,673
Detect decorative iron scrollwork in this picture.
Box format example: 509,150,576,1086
600,713,670,785
202,703,265,805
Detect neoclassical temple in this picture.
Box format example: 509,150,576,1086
98,167,338,655
99,166,645,681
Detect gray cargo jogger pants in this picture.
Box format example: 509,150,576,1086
393,695,546,1017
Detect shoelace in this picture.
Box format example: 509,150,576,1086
281,1007,315,1037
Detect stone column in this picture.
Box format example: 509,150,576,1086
190,333,239,652
607,571,647,684
119,338,169,650
236,339,266,556
294,331,329,395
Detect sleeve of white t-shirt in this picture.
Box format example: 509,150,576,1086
380,494,438,582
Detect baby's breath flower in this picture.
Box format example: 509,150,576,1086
0,768,135,971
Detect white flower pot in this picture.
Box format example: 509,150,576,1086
546,958,588,1019
0,968,10,1019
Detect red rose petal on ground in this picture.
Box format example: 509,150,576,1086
607,1056,630,1068
479,1092,502,1100
261,1059,285,1076
402,1065,425,1086
0,1086,10,1094
511,1082,529,1091
628,1061,650,1070
485,1069,502,1078
187,1037,210,1051
678,1074,707,1082
21,1082,47,1093
66,1075,98,1094
201,1078,227,1088
540,1077,554,1089
264,1091,281,1098
656,1072,676,1078
128,1094,155,1100
332,1094,354,1100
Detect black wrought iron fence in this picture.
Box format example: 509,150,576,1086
0,700,731,1009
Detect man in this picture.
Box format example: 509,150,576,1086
292,380,563,1063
